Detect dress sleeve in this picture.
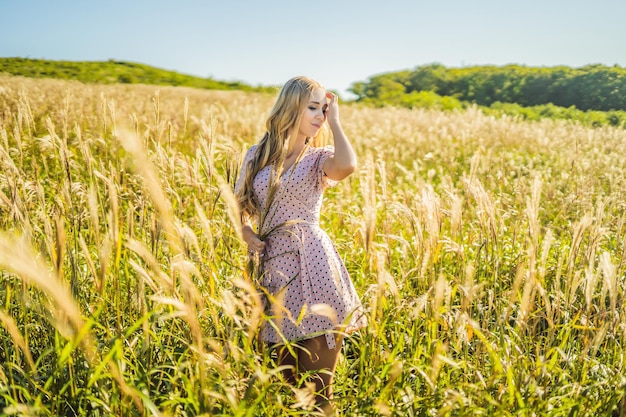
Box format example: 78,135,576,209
234,145,257,195
316,145,339,189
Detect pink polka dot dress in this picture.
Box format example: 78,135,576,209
236,144,367,349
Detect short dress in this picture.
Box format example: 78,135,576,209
236,144,367,349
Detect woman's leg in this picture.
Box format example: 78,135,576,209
276,343,298,385
298,333,345,414
276,333,345,414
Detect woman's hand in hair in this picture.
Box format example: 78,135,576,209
325,91,340,126
323,91,357,181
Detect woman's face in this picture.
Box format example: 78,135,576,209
297,88,328,141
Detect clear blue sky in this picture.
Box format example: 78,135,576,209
2,0,625,97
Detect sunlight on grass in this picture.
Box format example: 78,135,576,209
0,74,625,416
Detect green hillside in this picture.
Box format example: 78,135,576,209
0,57,275,93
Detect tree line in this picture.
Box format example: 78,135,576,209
349,63,626,112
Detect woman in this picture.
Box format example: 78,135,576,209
235,76,367,413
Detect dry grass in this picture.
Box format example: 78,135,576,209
0,74,625,416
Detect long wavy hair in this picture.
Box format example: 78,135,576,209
236,76,329,220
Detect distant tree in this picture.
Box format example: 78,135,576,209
406,64,449,94
350,63,626,112
361,73,407,104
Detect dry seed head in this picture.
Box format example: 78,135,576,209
0,233,95,361
0,309,37,374
116,128,184,262
376,249,399,304
125,238,174,291
599,251,617,313
359,153,377,256
216,173,243,240
445,190,463,239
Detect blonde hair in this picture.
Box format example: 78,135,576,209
236,76,329,220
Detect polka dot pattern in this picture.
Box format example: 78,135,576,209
236,145,367,348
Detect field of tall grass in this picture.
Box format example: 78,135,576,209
0,74,625,416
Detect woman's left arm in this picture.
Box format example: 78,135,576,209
322,92,357,181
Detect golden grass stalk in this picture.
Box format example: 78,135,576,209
125,238,172,290
598,251,617,314
216,173,242,240
446,190,463,240
566,213,593,280
229,277,265,345
0,233,95,362
372,249,399,323
459,261,480,314
518,266,536,327
464,176,497,248
193,198,215,258
360,153,377,257
0,309,37,375
419,184,442,258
